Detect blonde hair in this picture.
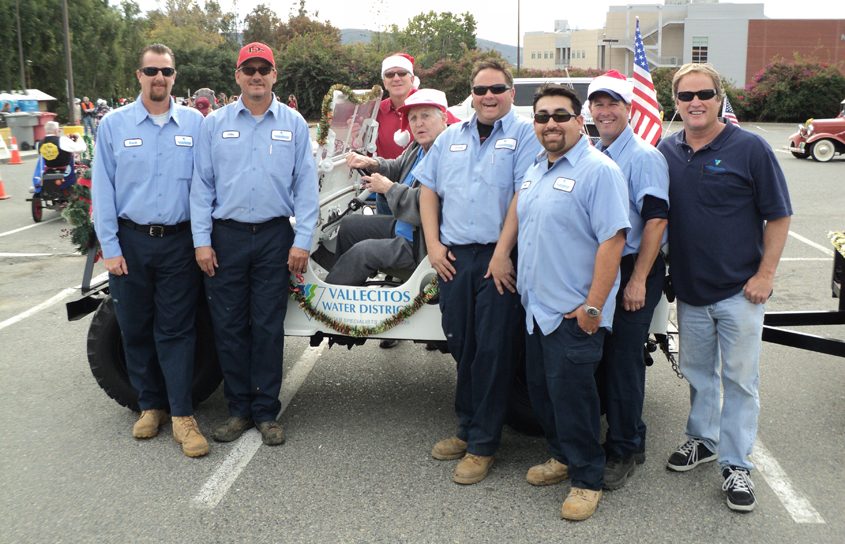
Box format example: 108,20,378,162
672,63,723,100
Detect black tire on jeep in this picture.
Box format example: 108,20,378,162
86,295,222,411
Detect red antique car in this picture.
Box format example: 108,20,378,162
788,99,845,162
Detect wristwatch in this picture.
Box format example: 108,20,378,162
583,304,601,318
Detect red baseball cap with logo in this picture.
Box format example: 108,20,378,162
237,42,275,68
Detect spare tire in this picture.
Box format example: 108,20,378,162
86,295,222,411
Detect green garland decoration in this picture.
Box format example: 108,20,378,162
829,231,845,258
61,134,97,255
316,84,383,147
289,276,439,337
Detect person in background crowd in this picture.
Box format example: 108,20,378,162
287,94,298,111
194,97,211,117
81,96,96,136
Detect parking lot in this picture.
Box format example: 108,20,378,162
0,123,843,543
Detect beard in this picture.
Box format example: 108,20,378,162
149,85,169,102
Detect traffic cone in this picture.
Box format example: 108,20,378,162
0,171,10,200
8,136,23,165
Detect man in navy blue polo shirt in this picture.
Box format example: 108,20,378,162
417,59,541,485
93,43,208,458
491,84,630,520
588,70,670,490
658,63,792,512
191,42,319,447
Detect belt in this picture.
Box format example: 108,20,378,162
214,216,289,234
118,218,190,238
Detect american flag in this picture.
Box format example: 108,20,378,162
722,96,740,126
630,17,662,146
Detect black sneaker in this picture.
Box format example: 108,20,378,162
256,420,286,446
212,416,253,442
603,456,637,490
379,339,399,349
666,439,717,472
722,466,756,512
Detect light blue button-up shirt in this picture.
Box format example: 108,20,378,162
414,109,541,245
190,96,319,250
595,125,669,256
92,96,203,259
517,136,631,334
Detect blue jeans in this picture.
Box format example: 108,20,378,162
677,291,765,471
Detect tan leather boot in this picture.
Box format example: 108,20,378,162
526,458,569,486
431,437,467,460
452,453,494,485
172,416,209,458
132,409,168,439
561,487,602,521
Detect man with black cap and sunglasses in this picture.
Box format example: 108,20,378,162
658,63,791,513
586,70,670,491
417,59,541,486
92,43,208,458
491,83,630,520
191,42,319,447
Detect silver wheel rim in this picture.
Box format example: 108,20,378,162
813,140,835,161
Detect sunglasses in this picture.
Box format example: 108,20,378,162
140,67,175,77
238,65,274,76
383,70,409,79
471,84,511,96
533,110,576,124
676,89,718,102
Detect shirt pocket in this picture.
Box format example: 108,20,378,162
487,148,517,188
265,140,296,184
114,147,148,184
696,172,752,208
172,146,193,180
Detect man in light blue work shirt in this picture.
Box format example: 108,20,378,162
588,71,669,490
417,59,541,485
491,84,629,520
191,42,319,447
92,43,208,458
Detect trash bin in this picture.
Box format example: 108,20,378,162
33,112,58,143
5,112,39,150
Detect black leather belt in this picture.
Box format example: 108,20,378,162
118,218,190,238
214,217,289,234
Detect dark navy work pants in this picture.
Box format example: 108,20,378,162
204,219,293,423
526,318,606,491
598,255,665,460
109,225,199,416
438,244,522,457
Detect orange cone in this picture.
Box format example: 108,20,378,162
0,171,10,200
8,136,22,165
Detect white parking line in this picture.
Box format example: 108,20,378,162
755,125,770,133
752,440,825,524
0,271,108,332
788,231,834,257
0,216,62,237
191,341,327,509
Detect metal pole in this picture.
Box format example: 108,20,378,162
516,0,520,74
62,0,76,124
15,0,26,91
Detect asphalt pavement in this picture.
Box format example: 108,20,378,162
0,123,843,543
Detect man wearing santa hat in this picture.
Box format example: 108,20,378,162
587,70,669,491
326,89,456,286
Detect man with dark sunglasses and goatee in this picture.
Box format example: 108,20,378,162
417,59,540,486
92,43,208,458
191,42,318,448
658,63,791,513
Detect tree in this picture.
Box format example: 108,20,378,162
385,11,477,68
243,4,282,46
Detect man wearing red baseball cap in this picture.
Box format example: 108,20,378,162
191,41,319,447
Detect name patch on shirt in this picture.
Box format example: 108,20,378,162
553,177,576,192
271,130,292,142
520,180,532,190
449,144,468,152
123,138,142,148
174,135,193,147
495,138,517,150
222,131,240,139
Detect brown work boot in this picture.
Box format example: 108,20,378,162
526,458,569,486
561,487,602,521
132,409,168,439
452,453,494,485
172,416,209,458
431,436,468,460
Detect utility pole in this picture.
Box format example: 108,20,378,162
516,0,521,74
62,0,76,123
16,0,26,91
